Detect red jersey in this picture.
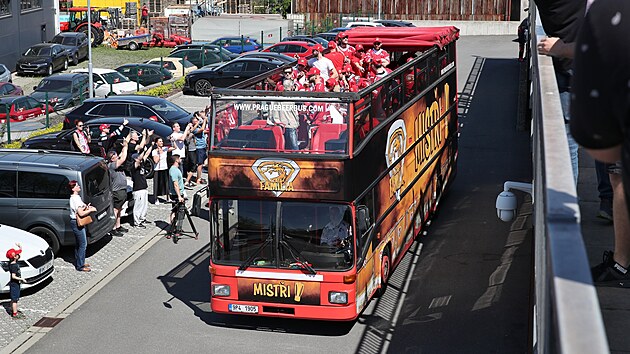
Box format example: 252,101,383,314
324,52,346,72
366,48,390,66
338,45,356,59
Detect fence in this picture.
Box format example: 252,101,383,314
528,6,608,353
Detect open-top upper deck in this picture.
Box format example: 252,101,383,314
207,26,459,201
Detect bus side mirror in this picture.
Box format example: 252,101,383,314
356,206,369,234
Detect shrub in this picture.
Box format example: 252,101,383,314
136,77,186,98
3,122,64,149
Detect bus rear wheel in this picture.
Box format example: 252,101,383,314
375,247,391,297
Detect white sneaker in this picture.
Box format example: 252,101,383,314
155,200,160,205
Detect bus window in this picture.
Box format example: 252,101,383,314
280,203,353,270
212,199,277,267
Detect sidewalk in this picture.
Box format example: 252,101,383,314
577,150,630,352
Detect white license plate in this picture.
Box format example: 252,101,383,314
228,304,259,314
97,211,107,221
38,261,53,275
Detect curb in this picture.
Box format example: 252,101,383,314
1,226,165,354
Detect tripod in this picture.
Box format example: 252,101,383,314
168,200,199,244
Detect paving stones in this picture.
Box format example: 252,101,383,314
0,179,206,349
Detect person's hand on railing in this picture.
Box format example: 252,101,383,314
537,37,575,59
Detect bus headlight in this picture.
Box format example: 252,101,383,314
328,291,348,304
212,284,230,297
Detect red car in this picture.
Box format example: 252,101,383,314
0,96,54,123
262,41,315,59
0,82,23,97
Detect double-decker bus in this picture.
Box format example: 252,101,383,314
207,26,459,320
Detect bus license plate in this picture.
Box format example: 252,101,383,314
229,304,259,314
97,211,107,221
39,261,53,275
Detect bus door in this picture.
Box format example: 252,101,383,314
354,191,379,312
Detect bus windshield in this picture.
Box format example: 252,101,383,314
212,200,354,271
211,99,350,154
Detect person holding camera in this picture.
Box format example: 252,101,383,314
69,180,97,272
167,155,185,239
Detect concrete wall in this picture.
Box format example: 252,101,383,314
0,0,56,71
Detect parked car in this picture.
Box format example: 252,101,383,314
62,95,192,129
168,48,230,69
30,73,90,110
70,68,141,97
115,63,173,87
262,41,315,59
0,64,11,83
0,225,54,293
16,43,70,76
373,19,415,27
0,82,23,97
314,32,338,42
329,27,350,33
23,117,172,161
0,96,54,123
345,21,385,28
238,52,296,64
281,35,329,48
146,57,197,77
210,36,262,54
50,32,89,65
170,43,238,60
183,57,285,96
0,150,115,254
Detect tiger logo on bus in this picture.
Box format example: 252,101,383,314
386,120,407,200
252,158,301,197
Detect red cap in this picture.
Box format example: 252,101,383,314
326,78,338,87
297,58,308,66
374,38,382,44
275,83,285,91
337,32,348,39
312,44,324,53
327,41,337,49
99,124,110,131
373,58,383,65
6,248,21,260
406,57,414,63
355,44,365,51
307,67,321,77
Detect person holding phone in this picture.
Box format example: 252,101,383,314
69,180,96,272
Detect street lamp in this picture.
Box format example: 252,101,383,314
378,0,382,20
87,0,94,98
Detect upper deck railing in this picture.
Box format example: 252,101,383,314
529,6,608,353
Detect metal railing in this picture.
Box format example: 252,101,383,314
529,6,608,353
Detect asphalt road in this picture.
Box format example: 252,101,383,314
25,35,533,354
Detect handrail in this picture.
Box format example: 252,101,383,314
530,6,609,353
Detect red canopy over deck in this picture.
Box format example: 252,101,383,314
344,26,460,51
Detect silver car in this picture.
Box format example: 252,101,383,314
0,64,11,83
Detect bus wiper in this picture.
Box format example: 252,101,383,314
239,229,273,271
280,238,316,275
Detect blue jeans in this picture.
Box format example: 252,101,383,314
556,70,578,186
285,128,299,150
71,219,87,270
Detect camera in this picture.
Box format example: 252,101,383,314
496,190,517,222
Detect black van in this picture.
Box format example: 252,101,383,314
0,149,115,254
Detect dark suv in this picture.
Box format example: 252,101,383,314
0,149,115,254
50,32,89,65
30,73,90,110
63,95,192,129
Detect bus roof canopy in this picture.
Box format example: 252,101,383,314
345,26,460,51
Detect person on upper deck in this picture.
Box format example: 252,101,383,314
365,38,390,72
336,32,356,59
308,44,338,81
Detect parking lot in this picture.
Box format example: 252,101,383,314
10,46,174,96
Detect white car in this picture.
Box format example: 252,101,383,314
345,21,385,28
146,57,198,78
71,68,143,97
0,224,54,293
0,64,11,83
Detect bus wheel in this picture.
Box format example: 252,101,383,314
30,226,60,255
376,247,391,297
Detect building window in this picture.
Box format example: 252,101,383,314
20,0,41,11
0,0,10,15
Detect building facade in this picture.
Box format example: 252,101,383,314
0,0,57,71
